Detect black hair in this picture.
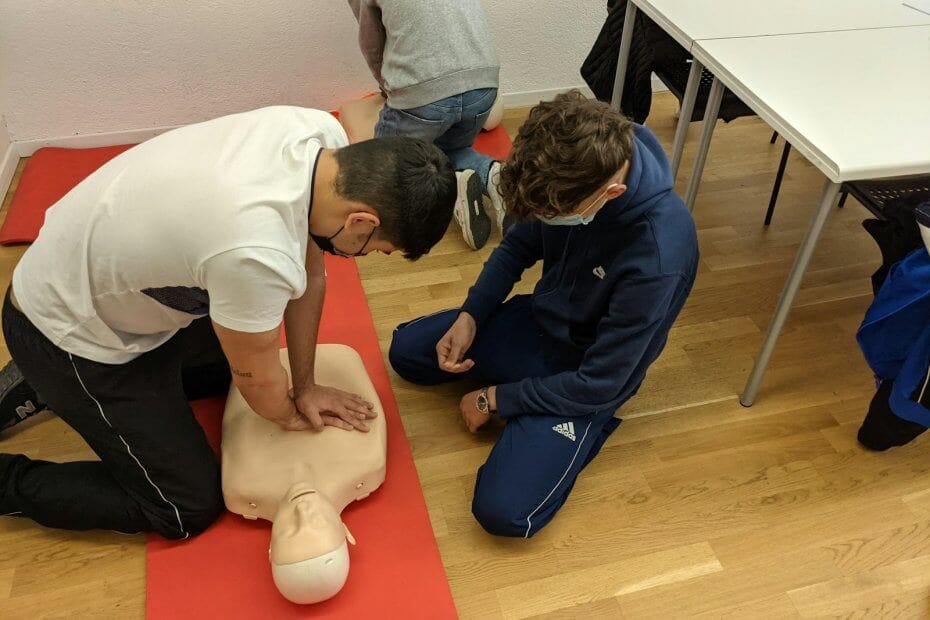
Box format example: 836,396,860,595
333,137,456,260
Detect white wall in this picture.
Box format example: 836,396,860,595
485,2,605,106
0,37,16,200
0,1,607,145
0,120,9,161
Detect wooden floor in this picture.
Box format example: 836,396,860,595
1,92,929,618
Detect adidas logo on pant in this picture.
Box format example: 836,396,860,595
552,421,576,441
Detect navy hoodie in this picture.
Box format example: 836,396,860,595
461,124,699,419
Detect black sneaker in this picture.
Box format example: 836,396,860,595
454,169,492,250
857,379,927,451
0,361,46,433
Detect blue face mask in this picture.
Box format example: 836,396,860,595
541,212,597,227
541,184,619,226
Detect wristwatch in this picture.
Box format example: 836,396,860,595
476,387,492,415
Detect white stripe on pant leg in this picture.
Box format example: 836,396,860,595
69,354,188,540
523,421,592,538
918,365,930,404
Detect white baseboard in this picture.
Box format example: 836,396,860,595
0,141,17,204
14,124,181,158
501,86,597,108
500,78,668,109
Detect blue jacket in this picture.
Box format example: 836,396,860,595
461,124,699,419
858,248,930,426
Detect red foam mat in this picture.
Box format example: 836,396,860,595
0,145,134,244
473,124,513,161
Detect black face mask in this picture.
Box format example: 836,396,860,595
310,225,377,258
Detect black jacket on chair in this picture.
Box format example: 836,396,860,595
581,0,654,123
582,0,752,124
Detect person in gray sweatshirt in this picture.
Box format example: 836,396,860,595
348,0,510,250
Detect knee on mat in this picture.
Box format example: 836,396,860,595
183,491,225,537
151,490,225,540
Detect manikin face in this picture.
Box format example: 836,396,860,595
270,483,353,565
270,483,356,605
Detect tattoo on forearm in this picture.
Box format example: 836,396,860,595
231,367,253,378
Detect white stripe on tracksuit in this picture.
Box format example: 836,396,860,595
69,353,188,539
522,420,592,538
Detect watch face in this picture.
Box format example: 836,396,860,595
476,393,489,412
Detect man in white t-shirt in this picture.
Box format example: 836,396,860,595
0,106,455,539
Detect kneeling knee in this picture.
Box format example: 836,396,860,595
388,329,438,385
387,334,417,382
186,486,226,536
472,489,534,539
151,490,224,540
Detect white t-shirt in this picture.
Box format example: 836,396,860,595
13,106,348,364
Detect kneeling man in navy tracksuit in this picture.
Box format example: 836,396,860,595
389,91,699,537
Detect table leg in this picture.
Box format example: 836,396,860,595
670,58,703,179
683,76,724,211
739,179,842,406
610,1,639,111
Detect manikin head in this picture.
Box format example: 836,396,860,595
309,138,456,260
270,483,356,604
499,89,634,225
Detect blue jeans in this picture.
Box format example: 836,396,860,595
388,296,622,538
375,88,497,190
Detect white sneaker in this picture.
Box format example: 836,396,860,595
487,161,516,235
454,169,491,250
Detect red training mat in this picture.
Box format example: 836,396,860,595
473,125,513,162
0,145,134,244
147,257,456,619
0,125,512,245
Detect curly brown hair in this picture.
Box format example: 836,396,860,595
499,90,635,221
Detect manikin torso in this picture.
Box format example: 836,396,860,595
221,345,387,604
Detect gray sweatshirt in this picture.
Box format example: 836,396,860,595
347,0,500,110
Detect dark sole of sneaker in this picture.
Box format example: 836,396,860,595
0,362,24,395
460,172,491,250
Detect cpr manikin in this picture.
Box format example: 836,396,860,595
221,345,387,604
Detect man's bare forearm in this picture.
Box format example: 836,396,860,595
234,363,294,422
285,250,326,392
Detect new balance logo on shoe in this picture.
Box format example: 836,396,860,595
15,400,36,421
552,421,576,441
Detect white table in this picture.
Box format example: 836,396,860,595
611,0,930,190
691,26,930,405
611,5,930,405
623,0,930,47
